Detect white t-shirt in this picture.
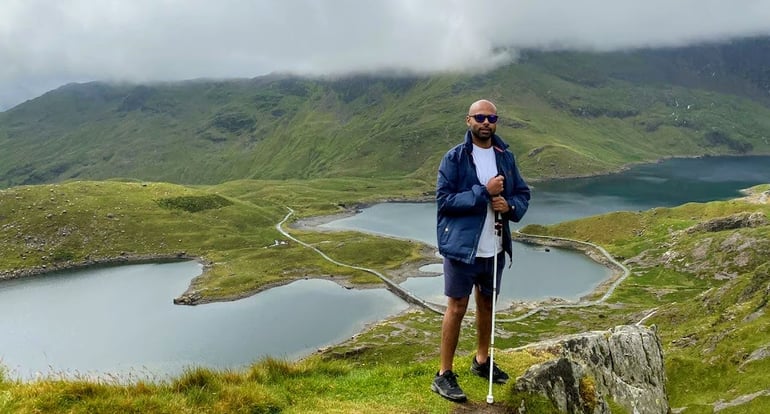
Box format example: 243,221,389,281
471,144,502,258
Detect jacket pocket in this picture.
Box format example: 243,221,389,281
438,224,450,247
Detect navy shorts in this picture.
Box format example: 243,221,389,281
443,252,505,298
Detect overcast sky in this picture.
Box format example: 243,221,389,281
2,0,770,110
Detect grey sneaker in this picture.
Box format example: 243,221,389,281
470,356,509,384
431,370,467,402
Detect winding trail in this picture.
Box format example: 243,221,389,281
495,232,632,323
278,208,634,323
276,208,444,314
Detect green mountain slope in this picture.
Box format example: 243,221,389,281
2,37,770,189
2,177,769,412
518,185,770,412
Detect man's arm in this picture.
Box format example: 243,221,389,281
436,153,490,216
503,157,530,223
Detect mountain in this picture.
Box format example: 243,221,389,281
2,37,770,189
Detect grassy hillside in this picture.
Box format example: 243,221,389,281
2,182,769,412
517,185,770,412
3,36,770,413
0,178,431,302
2,38,770,188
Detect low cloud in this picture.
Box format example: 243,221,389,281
2,0,770,109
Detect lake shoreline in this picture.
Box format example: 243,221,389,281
3,154,764,307
511,233,627,304
289,204,626,307
289,206,443,287
0,252,208,283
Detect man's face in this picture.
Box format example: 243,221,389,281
466,102,497,141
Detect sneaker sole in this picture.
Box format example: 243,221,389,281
431,383,467,402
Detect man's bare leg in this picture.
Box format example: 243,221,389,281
439,296,470,374
475,287,493,364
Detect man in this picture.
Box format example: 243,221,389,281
432,99,530,402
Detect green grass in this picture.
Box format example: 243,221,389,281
496,185,770,412
2,177,770,412
3,39,770,412
0,352,557,414
0,178,432,302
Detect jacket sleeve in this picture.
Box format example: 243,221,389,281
503,153,530,223
436,151,489,216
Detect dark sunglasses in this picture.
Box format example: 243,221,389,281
469,114,498,124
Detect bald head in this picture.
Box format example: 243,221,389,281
468,99,497,116
466,99,498,147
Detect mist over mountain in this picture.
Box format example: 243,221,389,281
4,1,770,110
1,36,770,189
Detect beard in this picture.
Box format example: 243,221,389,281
471,125,494,141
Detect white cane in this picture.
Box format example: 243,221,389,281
486,211,502,405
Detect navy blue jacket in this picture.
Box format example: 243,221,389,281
436,130,530,264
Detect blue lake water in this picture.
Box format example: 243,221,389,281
321,155,770,308
321,202,612,307
0,262,406,380
522,155,770,225
1,155,768,380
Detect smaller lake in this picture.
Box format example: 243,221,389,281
320,202,612,307
0,261,407,381
321,155,770,308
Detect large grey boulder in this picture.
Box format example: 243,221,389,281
513,325,669,414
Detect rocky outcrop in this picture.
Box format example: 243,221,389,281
173,290,202,305
512,325,669,414
684,212,766,234
625,211,768,280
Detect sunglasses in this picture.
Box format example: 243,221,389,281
469,114,498,124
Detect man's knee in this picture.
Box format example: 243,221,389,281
475,293,493,310
445,297,469,318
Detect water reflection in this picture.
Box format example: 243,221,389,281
0,262,407,380
321,204,612,308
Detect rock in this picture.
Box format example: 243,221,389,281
685,212,767,234
740,344,770,369
512,325,669,414
173,291,201,305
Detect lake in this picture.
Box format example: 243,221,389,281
321,202,613,307
522,155,770,225
1,155,768,380
323,156,770,307
0,262,407,380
